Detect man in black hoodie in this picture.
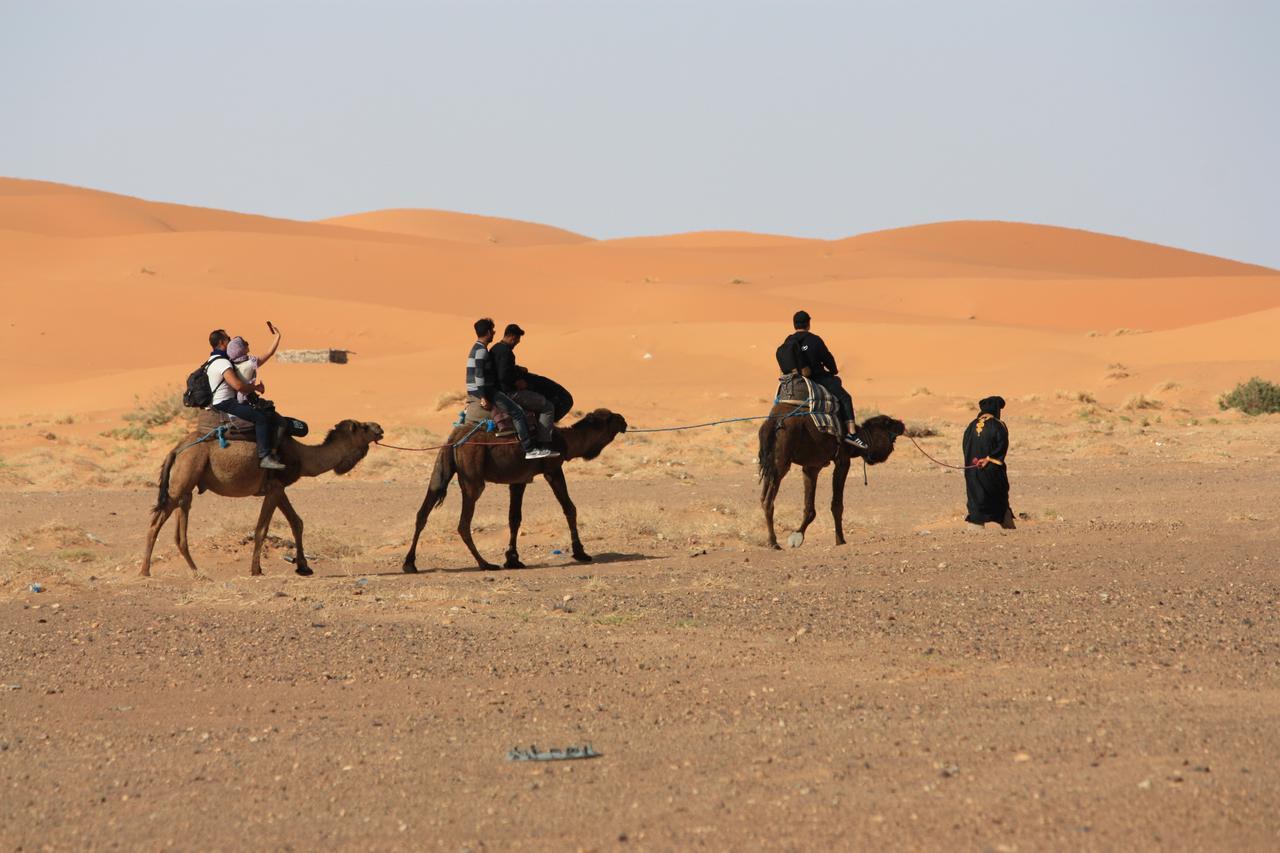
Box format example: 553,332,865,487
777,310,868,450
962,396,1015,529
489,323,559,460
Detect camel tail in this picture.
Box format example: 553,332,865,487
425,445,457,510
757,417,780,493
154,447,178,512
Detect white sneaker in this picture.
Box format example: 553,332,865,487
524,447,558,460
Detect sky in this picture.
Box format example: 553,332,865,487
2,0,1277,266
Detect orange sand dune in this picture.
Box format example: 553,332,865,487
602,231,818,249
1,179,1277,433
836,221,1274,278
0,177,417,244
319,209,591,246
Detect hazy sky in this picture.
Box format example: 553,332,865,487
3,0,1277,265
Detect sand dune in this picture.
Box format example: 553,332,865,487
320,208,591,246
1,178,1277,436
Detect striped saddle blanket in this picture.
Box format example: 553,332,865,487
775,374,841,438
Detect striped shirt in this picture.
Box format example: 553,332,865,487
465,340,491,397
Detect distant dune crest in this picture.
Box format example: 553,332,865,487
318,208,592,246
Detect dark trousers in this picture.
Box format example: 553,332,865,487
811,374,856,427
491,392,534,452
213,400,275,458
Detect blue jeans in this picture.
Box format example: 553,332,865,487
213,401,275,458
491,392,534,452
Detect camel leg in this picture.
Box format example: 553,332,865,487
504,483,527,569
141,499,179,577
173,493,200,574
787,466,821,548
250,490,282,577
831,454,850,546
762,461,789,550
544,468,590,563
403,479,452,573
276,491,313,577
457,478,496,570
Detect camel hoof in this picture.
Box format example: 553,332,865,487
504,558,526,569
768,542,782,551
787,531,805,549
294,565,313,577
402,563,419,574
572,551,593,563
478,561,498,571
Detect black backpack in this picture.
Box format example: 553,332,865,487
183,356,226,408
775,333,802,375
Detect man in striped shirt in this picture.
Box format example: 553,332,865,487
466,318,556,460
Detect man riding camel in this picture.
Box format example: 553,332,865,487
466,319,557,461
489,323,560,459
206,329,285,470
777,310,869,450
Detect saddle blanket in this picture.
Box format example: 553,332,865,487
774,374,841,438
461,397,539,438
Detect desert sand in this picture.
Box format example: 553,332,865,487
2,178,1278,849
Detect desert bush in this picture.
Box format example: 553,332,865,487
435,390,467,411
1218,377,1280,415
1123,394,1162,411
125,393,186,428
1056,390,1097,404
904,423,939,438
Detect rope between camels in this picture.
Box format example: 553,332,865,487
626,404,811,434
905,434,982,470
374,405,813,450
374,420,520,453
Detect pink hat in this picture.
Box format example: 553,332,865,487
227,336,250,363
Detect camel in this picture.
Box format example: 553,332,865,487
142,419,384,577
757,408,905,549
402,409,628,571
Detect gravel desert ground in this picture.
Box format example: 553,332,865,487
2,178,1278,849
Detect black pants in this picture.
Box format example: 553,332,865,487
811,374,856,427
491,392,534,452
213,400,275,458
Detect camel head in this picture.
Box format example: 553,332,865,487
856,414,906,465
323,419,385,475
565,408,628,461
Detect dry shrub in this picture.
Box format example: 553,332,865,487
904,423,939,438
1056,390,1097,404
435,390,467,411
1219,377,1280,415
1123,394,1162,411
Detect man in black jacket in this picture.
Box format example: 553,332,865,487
778,310,868,450
489,324,559,459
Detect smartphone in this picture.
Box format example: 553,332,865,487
266,321,276,334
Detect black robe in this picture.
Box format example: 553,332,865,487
962,410,1011,524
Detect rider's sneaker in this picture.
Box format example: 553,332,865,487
259,454,286,470
524,447,557,460
844,433,870,451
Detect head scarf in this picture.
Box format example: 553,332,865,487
979,396,1006,416
227,336,250,364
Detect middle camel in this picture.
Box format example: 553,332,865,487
402,409,628,571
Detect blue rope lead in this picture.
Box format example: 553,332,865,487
174,425,227,457
627,404,810,434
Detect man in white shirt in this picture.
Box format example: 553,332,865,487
206,329,285,470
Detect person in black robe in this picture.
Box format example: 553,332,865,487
962,396,1015,528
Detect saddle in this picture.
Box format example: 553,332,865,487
774,374,841,438
461,397,539,438
197,409,255,442
196,409,310,443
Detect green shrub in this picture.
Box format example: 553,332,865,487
1219,377,1280,415
124,393,186,428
